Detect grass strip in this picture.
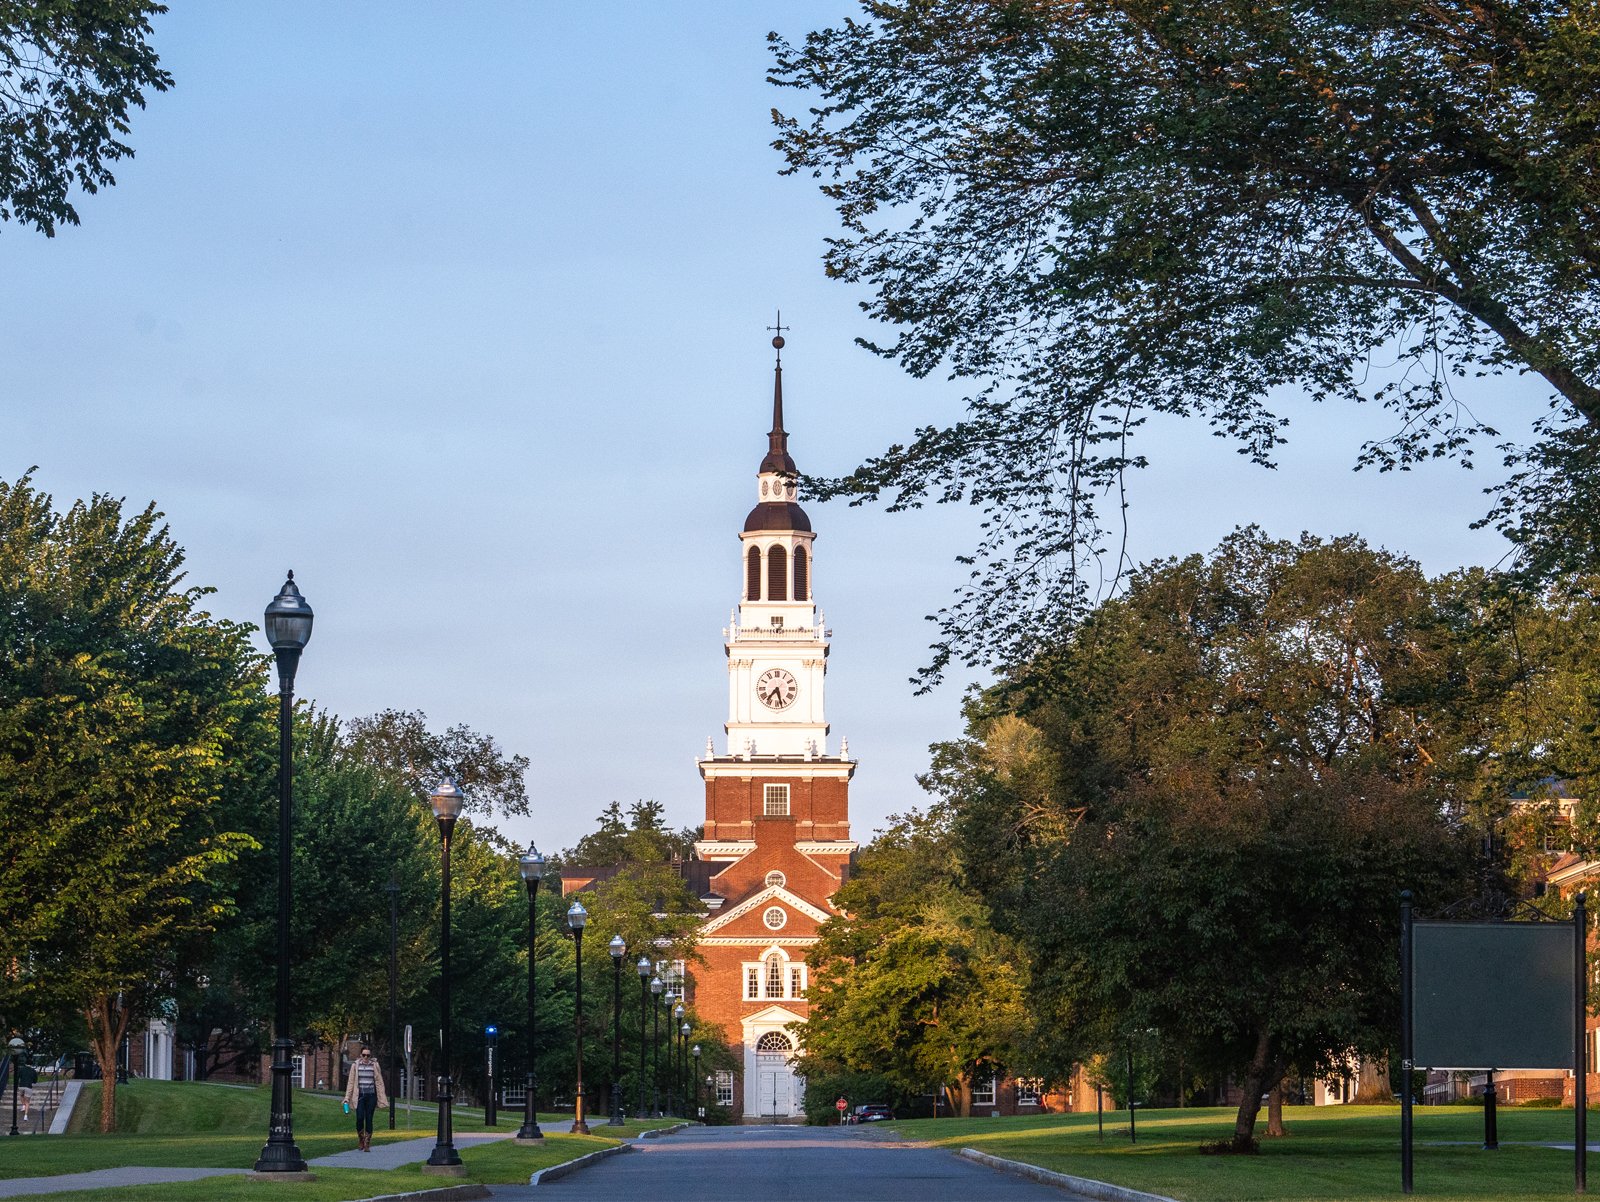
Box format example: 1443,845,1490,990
889,1104,1594,1202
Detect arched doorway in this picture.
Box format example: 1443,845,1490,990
749,1029,802,1119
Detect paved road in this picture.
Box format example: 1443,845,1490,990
488,1125,1092,1201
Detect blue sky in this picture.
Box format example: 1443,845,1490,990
4,3,1531,854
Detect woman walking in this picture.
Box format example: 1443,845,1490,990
343,1045,388,1151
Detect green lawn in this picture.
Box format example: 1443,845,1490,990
0,1078,671,1200
885,1105,1594,1202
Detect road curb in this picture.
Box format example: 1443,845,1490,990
528,1141,635,1186
637,1121,695,1140
349,1187,490,1202
958,1147,1180,1202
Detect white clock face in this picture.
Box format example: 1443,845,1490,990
756,668,799,710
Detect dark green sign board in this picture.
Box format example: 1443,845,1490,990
1412,920,1575,1069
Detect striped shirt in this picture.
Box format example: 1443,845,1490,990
356,1061,377,1096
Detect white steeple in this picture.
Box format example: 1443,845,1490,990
723,331,828,759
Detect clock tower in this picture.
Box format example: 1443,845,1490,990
687,332,856,1121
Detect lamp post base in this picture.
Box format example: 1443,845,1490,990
569,1119,591,1135
514,1134,546,1144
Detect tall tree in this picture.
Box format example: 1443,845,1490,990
0,475,270,1130
928,530,1486,1148
771,1,1600,681
801,808,1031,1117
1,2,172,234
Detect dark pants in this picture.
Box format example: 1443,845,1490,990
355,1092,377,1136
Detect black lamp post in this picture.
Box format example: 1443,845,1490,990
649,976,663,1116
425,778,466,1174
568,900,591,1135
607,935,625,1126
678,1018,689,1118
662,990,676,1116
515,845,545,1143
692,1044,702,1117
385,877,399,1131
635,956,650,1120
8,1037,24,1137
672,1004,685,1116
253,572,312,1177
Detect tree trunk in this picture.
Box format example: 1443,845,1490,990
86,994,132,1133
1266,1084,1286,1137
953,1078,972,1118
1231,1026,1286,1151
1352,1056,1390,1103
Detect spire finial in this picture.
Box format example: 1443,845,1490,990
762,313,793,472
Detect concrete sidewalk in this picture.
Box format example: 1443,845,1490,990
311,1130,517,1170
0,1166,249,1198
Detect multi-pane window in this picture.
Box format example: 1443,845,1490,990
763,906,787,930
746,967,760,1000
290,1055,307,1088
715,1070,735,1107
790,967,804,997
1016,1078,1042,1106
972,1078,997,1107
743,955,806,1000
764,784,790,817
765,955,784,999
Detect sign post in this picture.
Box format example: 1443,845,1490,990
403,1024,414,1129
484,1026,499,1126
1405,890,1588,1195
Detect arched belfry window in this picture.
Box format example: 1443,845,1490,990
767,545,788,602
746,546,762,601
793,546,808,601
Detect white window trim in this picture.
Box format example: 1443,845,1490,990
972,1077,997,1107
715,1070,735,1107
742,949,808,1000
290,1054,308,1089
764,784,791,817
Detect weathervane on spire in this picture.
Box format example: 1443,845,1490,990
767,311,791,358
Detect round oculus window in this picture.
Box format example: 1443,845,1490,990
765,870,786,889
763,906,787,931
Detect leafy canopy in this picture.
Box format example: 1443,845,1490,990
928,529,1481,1145
771,0,1600,682
0,473,271,1128
1,2,172,234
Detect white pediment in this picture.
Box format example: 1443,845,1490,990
698,884,832,935
741,1003,806,1029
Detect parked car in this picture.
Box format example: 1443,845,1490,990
854,1103,895,1123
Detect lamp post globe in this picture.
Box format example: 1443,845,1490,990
607,935,626,1127
567,901,590,1134
253,572,312,1177
425,777,467,1173
515,845,545,1142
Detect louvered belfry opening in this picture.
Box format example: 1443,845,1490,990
746,546,762,601
767,544,788,601
793,546,808,601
